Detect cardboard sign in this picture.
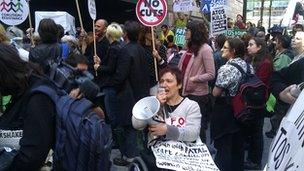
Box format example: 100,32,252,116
172,0,193,13
0,0,29,25
224,28,246,37
151,140,219,171
136,0,167,27
210,5,227,36
35,11,76,36
174,27,186,46
266,90,304,171
88,0,96,20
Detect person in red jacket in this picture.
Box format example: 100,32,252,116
246,37,273,169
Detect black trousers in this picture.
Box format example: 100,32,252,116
187,94,209,143
244,118,264,165
214,131,244,171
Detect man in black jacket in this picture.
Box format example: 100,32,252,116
112,21,150,165
84,19,109,76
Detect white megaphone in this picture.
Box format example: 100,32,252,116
132,96,161,130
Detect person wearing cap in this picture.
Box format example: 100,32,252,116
159,24,174,46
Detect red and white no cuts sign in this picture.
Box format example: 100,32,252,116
136,0,167,27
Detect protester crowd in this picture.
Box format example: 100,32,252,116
0,13,304,171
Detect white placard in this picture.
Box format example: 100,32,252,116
151,140,219,171
0,129,23,150
136,0,167,27
172,0,193,13
0,0,29,25
210,5,227,36
266,90,304,171
88,0,96,20
35,11,76,36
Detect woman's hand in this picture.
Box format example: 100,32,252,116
152,49,162,62
149,123,167,136
279,85,297,104
156,88,167,104
189,76,196,82
94,55,101,65
94,63,100,71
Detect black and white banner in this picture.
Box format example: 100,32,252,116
266,90,304,171
151,140,219,171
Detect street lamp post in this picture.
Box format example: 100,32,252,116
260,0,265,25
268,0,273,29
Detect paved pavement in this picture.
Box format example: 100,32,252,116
110,118,275,171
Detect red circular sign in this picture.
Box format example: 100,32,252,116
136,0,167,27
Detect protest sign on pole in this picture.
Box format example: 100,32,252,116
151,140,219,171
174,27,186,46
210,4,227,36
136,0,167,27
172,0,193,13
224,28,246,38
26,0,34,46
88,0,97,57
265,90,304,171
201,0,212,14
136,0,167,81
75,0,84,30
0,0,29,25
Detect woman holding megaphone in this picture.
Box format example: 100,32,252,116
131,66,202,170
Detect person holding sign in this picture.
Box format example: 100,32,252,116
132,66,201,170
84,19,109,76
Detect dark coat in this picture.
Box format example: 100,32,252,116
270,57,304,98
29,43,61,74
112,41,150,126
96,41,121,88
84,37,110,76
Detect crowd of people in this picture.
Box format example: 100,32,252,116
0,14,303,170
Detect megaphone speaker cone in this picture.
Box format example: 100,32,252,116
132,96,160,120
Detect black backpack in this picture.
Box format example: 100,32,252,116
229,63,269,123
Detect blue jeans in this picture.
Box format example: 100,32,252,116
103,87,119,128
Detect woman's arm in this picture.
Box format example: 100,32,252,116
212,86,223,97
191,45,215,82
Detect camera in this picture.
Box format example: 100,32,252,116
49,61,94,94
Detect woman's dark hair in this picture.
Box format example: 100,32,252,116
124,20,141,42
251,37,272,69
0,44,42,94
226,37,245,59
138,26,150,46
276,35,291,49
57,24,65,40
215,34,226,50
38,18,59,44
160,66,183,87
186,20,208,56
